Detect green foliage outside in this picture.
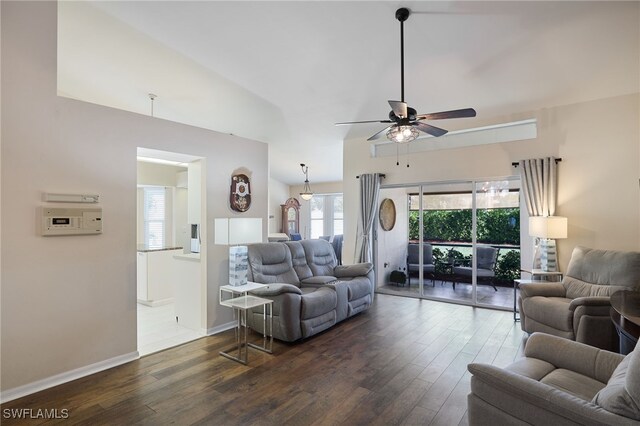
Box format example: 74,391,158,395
416,208,521,284
409,208,520,244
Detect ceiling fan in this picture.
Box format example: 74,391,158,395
335,7,476,143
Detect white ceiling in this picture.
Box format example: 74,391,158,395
57,1,639,184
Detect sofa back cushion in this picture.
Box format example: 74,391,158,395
565,246,640,290
592,341,640,420
476,245,498,270
247,243,299,285
285,241,313,281
301,239,337,277
563,276,628,299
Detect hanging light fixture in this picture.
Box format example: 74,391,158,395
299,163,313,201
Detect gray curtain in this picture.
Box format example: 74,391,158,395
519,157,558,216
356,173,382,263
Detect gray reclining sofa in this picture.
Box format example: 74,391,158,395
245,239,374,342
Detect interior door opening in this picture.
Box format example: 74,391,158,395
136,147,207,356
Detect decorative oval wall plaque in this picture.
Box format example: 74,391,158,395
230,173,252,212
379,198,396,231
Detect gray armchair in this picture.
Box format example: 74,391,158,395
519,246,640,351
452,245,499,291
468,332,640,425
406,243,435,286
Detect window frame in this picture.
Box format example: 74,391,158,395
307,193,343,239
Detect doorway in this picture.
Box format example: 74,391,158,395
375,178,521,311
136,147,207,355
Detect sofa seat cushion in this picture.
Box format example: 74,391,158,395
337,277,371,301
302,276,337,285
522,296,573,331
593,345,640,420
300,287,336,320
540,368,606,401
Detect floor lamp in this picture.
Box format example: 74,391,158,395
529,216,568,272
215,218,263,286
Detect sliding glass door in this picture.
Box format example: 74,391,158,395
375,178,521,310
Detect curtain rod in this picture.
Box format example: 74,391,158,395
512,158,562,167
356,174,386,179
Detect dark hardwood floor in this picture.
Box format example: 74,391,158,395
1,294,526,425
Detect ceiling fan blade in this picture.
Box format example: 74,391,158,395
417,108,477,121
388,100,408,118
335,119,393,126
367,125,394,141
413,122,448,137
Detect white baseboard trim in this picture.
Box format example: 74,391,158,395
0,351,140,404
207,321,236,336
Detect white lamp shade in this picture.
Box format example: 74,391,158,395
529,216,568,239
214,218,263,245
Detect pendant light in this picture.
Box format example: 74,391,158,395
299,163,313,201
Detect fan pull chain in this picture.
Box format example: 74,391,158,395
406,143,410,168
396,143,400,166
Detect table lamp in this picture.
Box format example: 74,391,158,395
529,216,568,272
215,218,263,286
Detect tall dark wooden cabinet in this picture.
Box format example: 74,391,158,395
281,198,301,237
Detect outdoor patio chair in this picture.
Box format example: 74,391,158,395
452,245,499,291
406,243,435,286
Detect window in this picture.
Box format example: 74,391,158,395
143,187,166,249
309,194,343,239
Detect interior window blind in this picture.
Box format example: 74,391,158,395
143,187,166,249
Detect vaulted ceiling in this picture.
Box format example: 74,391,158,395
57,1,639,184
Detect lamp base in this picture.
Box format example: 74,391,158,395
229,245,249,286
537,238,558,272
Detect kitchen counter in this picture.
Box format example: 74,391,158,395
137,244,183,253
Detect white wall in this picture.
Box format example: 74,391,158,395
290,181,343,239
375,188,409,288
1,2,268,395
268,177,290,233
344,93,640,272
137,162,186,187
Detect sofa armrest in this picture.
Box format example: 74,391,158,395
568,296,611,312
519,282,566,298
468,362,630,425
334,262,373,278
249,283,302,297
524,333,624,383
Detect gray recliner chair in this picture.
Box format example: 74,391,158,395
519,246,640,351
468,332,640,425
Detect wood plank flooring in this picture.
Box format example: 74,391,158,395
1,294,526,425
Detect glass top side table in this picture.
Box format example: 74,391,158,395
219,295,273,365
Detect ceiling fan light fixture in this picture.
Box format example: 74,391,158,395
387,125,419,143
